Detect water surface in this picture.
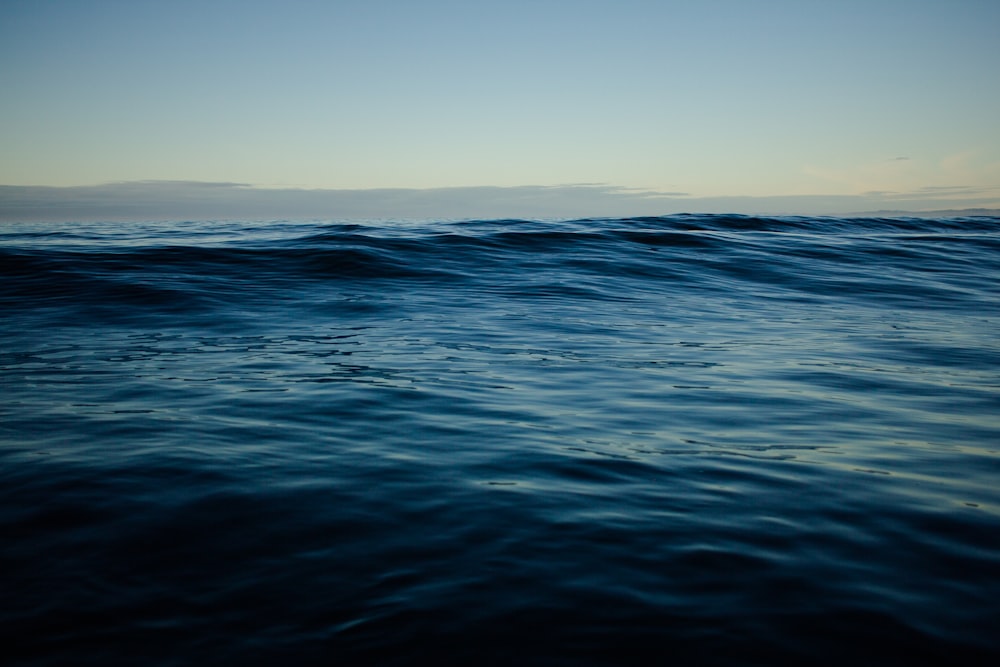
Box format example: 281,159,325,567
2,215,999,665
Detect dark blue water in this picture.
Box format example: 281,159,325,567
3,215,999,666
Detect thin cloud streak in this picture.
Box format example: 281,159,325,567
1,181,998,222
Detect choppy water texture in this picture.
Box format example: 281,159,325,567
2,215,1000,666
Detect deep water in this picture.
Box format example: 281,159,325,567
2,215,999,666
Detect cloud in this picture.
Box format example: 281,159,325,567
897,185,998,199
0,182,687,221
915,185,983,193
1,181,998,222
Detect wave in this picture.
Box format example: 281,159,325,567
3,215,997,315
2,213,1000,666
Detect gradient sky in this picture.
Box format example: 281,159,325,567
2,0,999,214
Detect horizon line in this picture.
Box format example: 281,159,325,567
2,180,999,222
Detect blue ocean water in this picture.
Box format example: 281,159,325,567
2,214,999,666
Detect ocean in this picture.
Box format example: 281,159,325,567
2,214,999,665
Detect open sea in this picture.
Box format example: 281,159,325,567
2,214,999,666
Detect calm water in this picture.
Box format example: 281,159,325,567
2,215,999,665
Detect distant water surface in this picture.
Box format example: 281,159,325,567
2,215,999,665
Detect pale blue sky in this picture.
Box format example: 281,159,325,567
1,0,998,214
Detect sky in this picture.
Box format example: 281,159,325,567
2,0,999,218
